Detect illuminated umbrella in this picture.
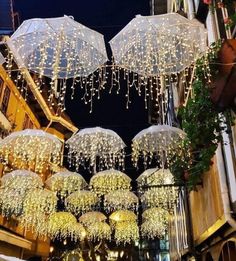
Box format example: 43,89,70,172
1,170,43,191
45,170,87,197
66,127,126,172
132,125,187,168
109,210,137,224
0,129,62,174
86,222,111,241
7,16,108,111
79,211,107,225
137,168,174,186
90,169,131,196
65,190,99,215
114,221,139,245
48,212,85,241
141,220,166,239
104,190,138,212
110,13,206,76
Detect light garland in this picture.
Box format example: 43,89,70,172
18,212,48,240
104,190,138,212
141,220,166,239
90,169,131,196
66,127,126,172
48,212,85,241
142,207,169,224
86,222,111,241
141,208,169,239
0,188,25,217
0,129,62,174
114,221,139,245
141,187,178,212
22,189,57,216
65,190,99,215
6,15,108,112
132,125,188,168
79,211,107,225
109,13,207,109
1,170,43,192
45,171,87,198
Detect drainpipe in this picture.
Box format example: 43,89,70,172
216,140,236,231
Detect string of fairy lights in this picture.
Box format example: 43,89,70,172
0,126,183,245
0,11,208,247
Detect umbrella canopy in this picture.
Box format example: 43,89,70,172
132,124,187,168
79,211,107,225
90,169,131,196
0,129,62,174
45,170,87,197
1,170,43,192
8,15,107,79
110,13,207,76
66,127,126,172
137,168,174,186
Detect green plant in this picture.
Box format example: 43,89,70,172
170,42,233,189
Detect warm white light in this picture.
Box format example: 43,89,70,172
66,127,126,172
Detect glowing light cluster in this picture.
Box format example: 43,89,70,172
90,169,131,196
1,170,43,191
86,222,111,241
79,211,107,225
141,208,169,239
114,221,139,245
7,15,108,112
45,170,87,197
104,190,138,212
0,188,24,217
66,127,126,172
132,125,187,168
65,190,99,215
0,129,62,174
109,13,207,109
48,212,85,241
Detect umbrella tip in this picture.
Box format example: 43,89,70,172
135,14,142,18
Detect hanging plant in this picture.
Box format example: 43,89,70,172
170,42,233,188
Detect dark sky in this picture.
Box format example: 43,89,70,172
14,0,151,177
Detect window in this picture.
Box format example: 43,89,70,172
1,86,10,116
23,113,34,129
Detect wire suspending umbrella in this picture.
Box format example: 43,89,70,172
6,15,108,111
66,127,126,173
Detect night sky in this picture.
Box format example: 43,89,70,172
14,0,151,177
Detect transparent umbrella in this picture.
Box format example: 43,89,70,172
6,15,108,111
132,124,187,168
110,13,207,76
66,127,126,172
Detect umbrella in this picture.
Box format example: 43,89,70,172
7,15,108,111
0,129,62,174
45,170,87,197
90,169,131,196
66,127,126,172
7,15,107,79
132,124,187,168
110,13,207,76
